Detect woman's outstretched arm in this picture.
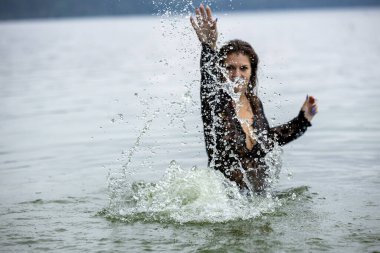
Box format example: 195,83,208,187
268,95,318,146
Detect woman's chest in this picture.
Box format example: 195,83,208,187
219,100,269,147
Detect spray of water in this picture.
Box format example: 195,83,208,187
223,77,245,102
103,0,292,224
104,160,285,223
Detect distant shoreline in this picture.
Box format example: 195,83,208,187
1,0,380,21
1,6,379,24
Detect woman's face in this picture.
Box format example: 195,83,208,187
224,52,252,93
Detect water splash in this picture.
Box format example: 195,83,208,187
103,160,283,224
223,77,245,102
104,0,290,224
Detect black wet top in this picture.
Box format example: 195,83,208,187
200,43,311,192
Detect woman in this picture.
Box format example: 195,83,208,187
190,4,318,193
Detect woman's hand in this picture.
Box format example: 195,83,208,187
190,4,218,49
301,95,318,122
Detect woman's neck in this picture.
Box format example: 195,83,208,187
236,93,249,108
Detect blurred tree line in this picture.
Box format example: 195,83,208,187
0,0,379,20
0,0,148,19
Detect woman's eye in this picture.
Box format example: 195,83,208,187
240,66,248,71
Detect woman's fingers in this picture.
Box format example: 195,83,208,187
311,105,318,115
206,5,213,23
308,95,315,104
308,96,318,115
194,4,216,28
195,8,202,26
190,16,199,31
190,16,203,41
301,95,318,121
190,4,218,46
199,4,207,21
211,18,217,30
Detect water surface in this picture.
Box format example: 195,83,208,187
0,7,379,252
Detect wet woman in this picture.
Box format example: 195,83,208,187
190,4,318,193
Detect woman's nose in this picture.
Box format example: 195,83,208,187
231,69,241,78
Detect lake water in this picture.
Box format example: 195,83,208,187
1,7,379,252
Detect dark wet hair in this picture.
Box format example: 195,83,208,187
218,39,259,95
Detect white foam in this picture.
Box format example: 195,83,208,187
105,160,281,223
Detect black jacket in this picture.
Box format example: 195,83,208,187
200,43,311,192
